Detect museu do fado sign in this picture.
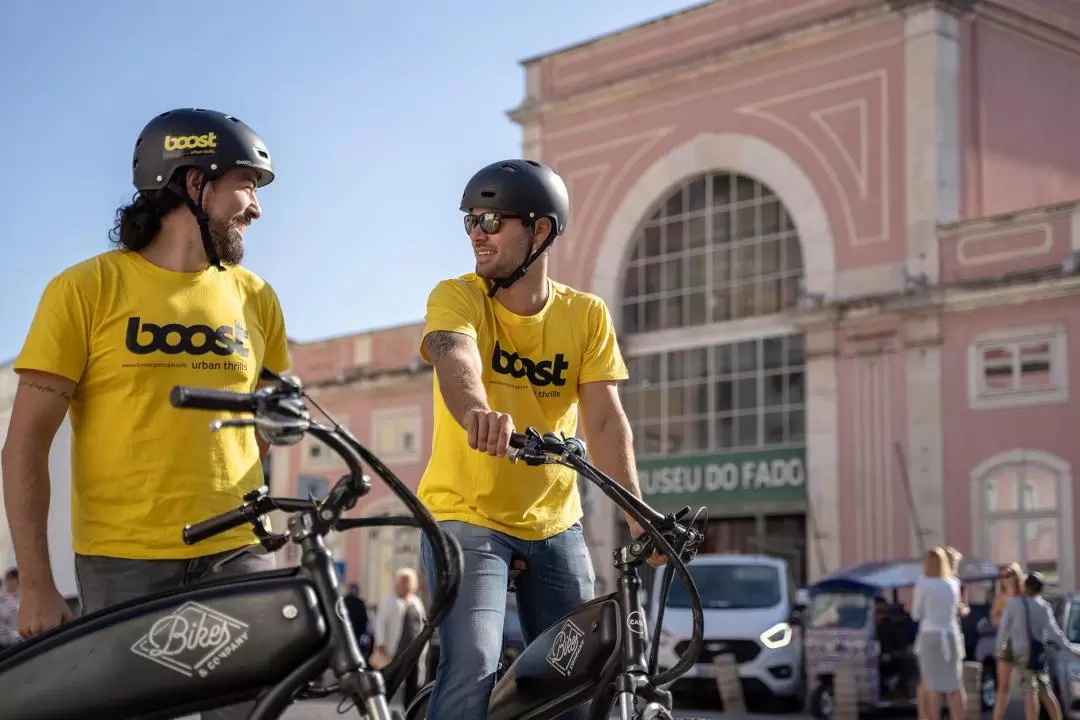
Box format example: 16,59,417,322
638,446,807,512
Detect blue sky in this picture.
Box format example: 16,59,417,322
0,0,698,361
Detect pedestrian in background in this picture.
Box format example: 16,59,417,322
995,571,1080,720
913,547,966,720
991,562,1025,720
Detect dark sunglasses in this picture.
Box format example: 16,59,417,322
464,211,521,235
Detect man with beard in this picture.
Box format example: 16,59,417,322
416,160,653,720
1,108,289,719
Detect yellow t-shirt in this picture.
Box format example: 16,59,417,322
417,273,628,540
14,250,291,559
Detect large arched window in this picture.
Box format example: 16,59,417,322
618,172,806,458
973,450,1074,587
621,172,803,334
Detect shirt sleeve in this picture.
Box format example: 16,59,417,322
13,273,92,384
579,296,629,384
419,280,481,363
259,282,291,374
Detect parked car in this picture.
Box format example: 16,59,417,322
650,553,803,710
1043,592,1080,720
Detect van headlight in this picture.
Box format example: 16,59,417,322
760,622,792,649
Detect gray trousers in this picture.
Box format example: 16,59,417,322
75,547,275,720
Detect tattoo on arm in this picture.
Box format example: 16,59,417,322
423,331,471,364
21,379,72,402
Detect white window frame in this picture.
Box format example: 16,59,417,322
970,449,1075,591
967,325,1068,410
370,406,422,465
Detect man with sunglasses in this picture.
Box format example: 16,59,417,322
416,159,655,720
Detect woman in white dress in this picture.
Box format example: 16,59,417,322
912,547,966,720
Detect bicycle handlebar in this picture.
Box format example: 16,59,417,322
168,369,462,699
169,386,258,414
182,504,258,545
506,427,706,688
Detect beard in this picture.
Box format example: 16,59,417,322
476,232,532,281
207,211,253,265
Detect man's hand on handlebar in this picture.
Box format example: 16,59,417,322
464,407,515,457
627,517,667,568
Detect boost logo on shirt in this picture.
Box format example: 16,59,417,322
491,340,569,388
126,317,250,358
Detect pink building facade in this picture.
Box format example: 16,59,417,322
274,0,1080,605
508,0,1080,591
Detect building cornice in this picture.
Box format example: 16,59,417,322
305,363,433,400
791,270,1080,332
508,0,907,126
509,0,1080,127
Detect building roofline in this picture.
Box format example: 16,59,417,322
518,1,711,66
288,318,426,348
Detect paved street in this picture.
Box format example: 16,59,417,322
277,696,758,719
274,695,1035,719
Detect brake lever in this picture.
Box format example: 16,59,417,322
210,417,310,448
507,447,553,467
210,418,257,432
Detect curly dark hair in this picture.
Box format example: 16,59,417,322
108,179,188,252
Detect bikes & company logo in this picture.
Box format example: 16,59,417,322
130,601,250,678
545,619,585,677
626,610,646,636
490,340,570,388
126,317,250,358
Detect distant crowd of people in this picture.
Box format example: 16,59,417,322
912,546,1080,720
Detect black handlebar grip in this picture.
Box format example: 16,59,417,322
508,433,528,450
170,386,257,413
183,507,251,545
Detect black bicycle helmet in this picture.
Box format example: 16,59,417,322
131,108,275,269
460,159,569,296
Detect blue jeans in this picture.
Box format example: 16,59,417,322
421,520,596,720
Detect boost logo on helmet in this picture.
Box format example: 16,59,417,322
162,132,217,155
126,317,250,358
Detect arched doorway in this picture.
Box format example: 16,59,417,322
617,170,810,585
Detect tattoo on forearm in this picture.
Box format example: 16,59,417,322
21,379,71,401
424,331,470,363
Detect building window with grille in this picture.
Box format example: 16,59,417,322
968,325,1067,410
975,450,1074,588
621,173,802,334
617,171,809,579
621,336,805,457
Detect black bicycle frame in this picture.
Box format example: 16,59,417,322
0,374,464,720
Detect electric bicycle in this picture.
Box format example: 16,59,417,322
0,369,463,720
405,428,708,720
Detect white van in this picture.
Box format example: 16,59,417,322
648,553,802,708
